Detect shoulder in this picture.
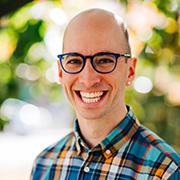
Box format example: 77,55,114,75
129,125,180,178
134,125,180,165
30,131,75,179
33,131,75,167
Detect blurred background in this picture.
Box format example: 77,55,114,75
0,0,179,179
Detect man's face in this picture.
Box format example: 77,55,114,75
58,15,136,120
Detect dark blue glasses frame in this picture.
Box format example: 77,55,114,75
57,51,131,74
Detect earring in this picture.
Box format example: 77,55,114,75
127,81,131,85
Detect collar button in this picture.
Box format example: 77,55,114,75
84,166,90,172
105,149,111,155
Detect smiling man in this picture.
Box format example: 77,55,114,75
31,9,179,180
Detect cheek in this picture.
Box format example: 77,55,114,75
61,74,78,98
62,79,72,93
107,73,127,100
61,73,74,86
109,69,128,88
60,75,72,94
62,81,75,105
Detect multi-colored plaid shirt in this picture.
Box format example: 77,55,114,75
31,106,180,180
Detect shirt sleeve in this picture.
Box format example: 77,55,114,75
30,164,50,180
168,168,180,180
30,162,39,180
30,158,44,180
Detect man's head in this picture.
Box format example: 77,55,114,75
57,8,137,120
63,9,131,55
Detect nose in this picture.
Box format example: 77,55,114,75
78,59,101,88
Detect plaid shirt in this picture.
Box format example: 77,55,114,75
31,106,180,180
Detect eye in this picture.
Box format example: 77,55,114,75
66,58,82,65
96,58,115,65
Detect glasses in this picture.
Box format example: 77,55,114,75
57,52,131,74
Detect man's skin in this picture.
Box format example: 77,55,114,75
57,9,137,148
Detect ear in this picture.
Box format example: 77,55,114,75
57,60,63,84
126,57,137,86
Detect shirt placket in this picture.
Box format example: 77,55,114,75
77,150,92,180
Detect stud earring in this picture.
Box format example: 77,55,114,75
127,81,131,85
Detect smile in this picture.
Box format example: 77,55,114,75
75,91,107,104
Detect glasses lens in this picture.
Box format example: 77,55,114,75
93,54,116,73
61,54,83,73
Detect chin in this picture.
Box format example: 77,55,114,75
76,109,106,121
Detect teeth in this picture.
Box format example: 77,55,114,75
80,92,103,98
79,91,104,104
82,97,101,103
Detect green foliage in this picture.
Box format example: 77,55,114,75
13,20,43,60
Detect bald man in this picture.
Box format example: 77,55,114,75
31,9,179,180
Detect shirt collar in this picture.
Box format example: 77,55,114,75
74,105,140,158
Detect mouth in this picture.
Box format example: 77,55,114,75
75,91,107,104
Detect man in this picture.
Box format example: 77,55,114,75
31,9,179,179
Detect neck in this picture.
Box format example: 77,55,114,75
76,104,127,148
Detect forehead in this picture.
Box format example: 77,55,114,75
63,12,127,54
